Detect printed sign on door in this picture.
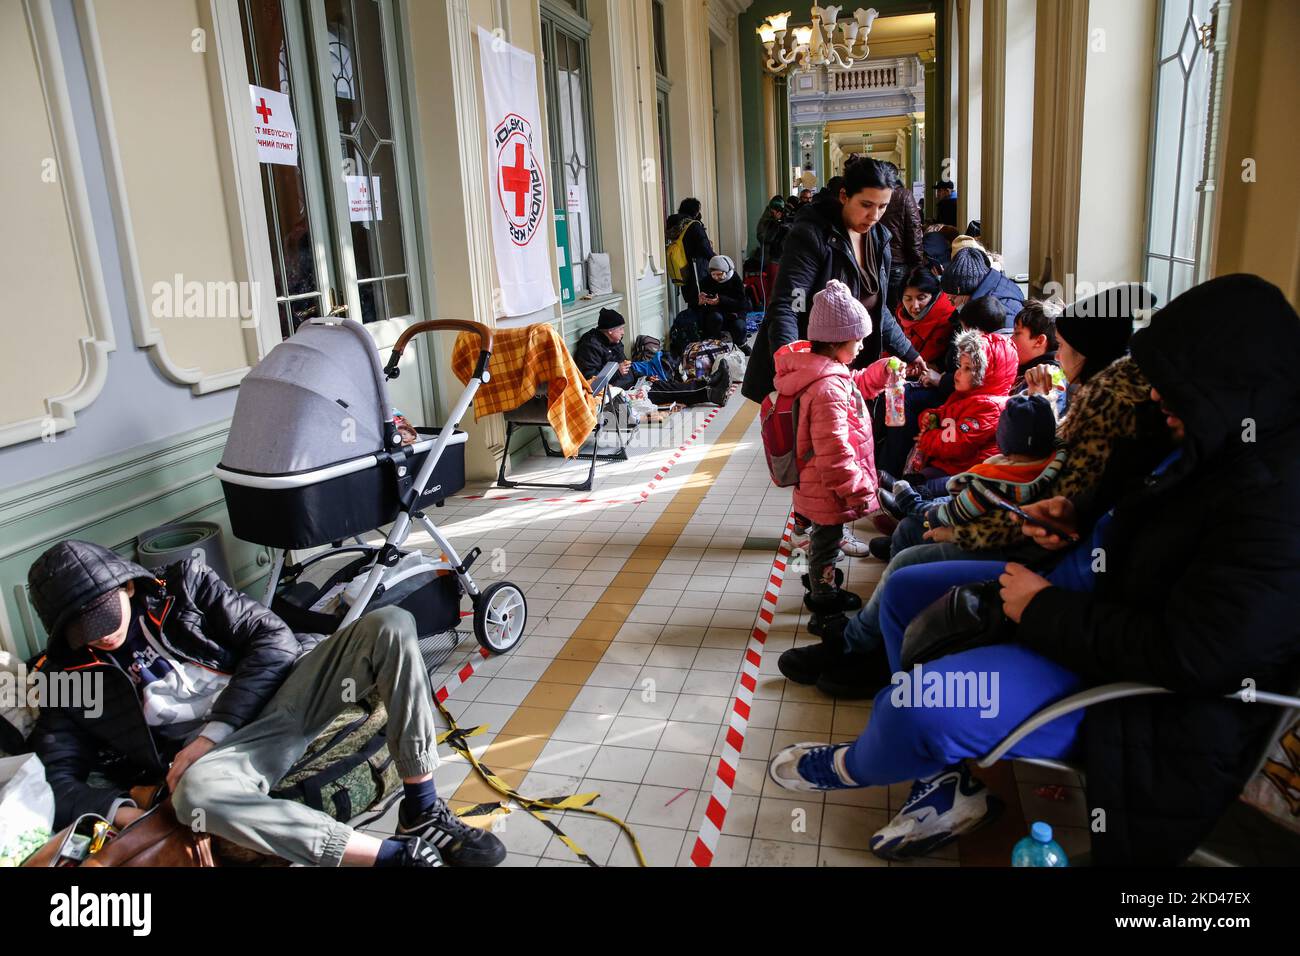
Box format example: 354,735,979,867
249,85,298,166
346,175,383,224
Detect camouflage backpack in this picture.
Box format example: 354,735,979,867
271,694,402,822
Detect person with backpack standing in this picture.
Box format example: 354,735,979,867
770,281,896,696
666,197,716,304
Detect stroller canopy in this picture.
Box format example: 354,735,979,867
221,319,391,475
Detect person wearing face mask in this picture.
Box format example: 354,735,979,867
742,158,925,408
696,254,751,354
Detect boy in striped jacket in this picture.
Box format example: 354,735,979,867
877,394,1064,558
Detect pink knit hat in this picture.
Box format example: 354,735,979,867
807,279,872,343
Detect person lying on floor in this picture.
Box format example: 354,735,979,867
768,274,1300,866
870,394,1065,561
574,307,730,406
26,539,505,868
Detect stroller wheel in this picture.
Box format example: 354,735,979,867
473,582,527,653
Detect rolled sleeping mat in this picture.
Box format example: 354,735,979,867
136,521,233,585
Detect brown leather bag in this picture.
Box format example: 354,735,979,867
23,785,216,868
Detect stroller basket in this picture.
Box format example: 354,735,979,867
216,426,467,550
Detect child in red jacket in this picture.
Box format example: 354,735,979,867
773,281,894,616
907,328,1017,495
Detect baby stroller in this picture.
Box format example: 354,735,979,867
214,318,526,654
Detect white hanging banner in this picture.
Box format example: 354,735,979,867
477,27,558,317
249,85,298,166
346,175,382,224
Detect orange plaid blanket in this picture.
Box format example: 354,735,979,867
450,323,597,459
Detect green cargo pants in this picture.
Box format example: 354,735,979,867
171,606,439,866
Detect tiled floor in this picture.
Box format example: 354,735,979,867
349,392,1178,866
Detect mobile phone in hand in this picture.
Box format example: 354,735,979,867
971,481,1079,542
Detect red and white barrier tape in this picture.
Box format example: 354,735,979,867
638,384,737,500
689,511,795,868
433,644,491,704
453,384,738,506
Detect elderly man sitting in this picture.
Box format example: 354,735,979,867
573,308,730,407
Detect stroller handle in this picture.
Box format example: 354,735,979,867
385,320,494,380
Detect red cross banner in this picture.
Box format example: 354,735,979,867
477,27,558,317
248,85,298,167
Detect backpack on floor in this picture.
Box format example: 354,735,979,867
271,693,401,822
669,309,700,359
630,334,662,362
680,339,732,383
760,391,805,487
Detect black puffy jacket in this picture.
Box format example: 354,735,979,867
26,540,310,828
742,192,919,403
1017,275,1300,865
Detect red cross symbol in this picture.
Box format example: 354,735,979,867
255,97,273,124
501,141,531,217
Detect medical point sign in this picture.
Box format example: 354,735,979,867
494,113,546,246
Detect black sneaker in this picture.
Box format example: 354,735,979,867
777,641,826,684
392,835,445,867
803,588,862,614
816,646,893,700
396,798,507,867
707,362,732,405
868,535,893,561
800,568,846,592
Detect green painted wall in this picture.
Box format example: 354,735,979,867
0,422,272,662
739,1,949,253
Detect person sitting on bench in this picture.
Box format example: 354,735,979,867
26,539,506,868
574,308,730,407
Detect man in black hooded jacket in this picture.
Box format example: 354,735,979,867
25,540,505,867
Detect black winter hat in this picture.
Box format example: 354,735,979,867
27,540,154,645
996,394,1058,456
1055,283,1155,369
597,308,625,330
941,248,991,296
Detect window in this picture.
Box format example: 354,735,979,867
541,4,601,296
238,0,422,336
1143,0,1218,305
652,0,668,78
239,0,327,337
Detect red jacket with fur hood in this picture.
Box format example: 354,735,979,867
916,330,1018,474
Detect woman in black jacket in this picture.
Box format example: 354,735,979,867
697,255,751,354
742,159,923,404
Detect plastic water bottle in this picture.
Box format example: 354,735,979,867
884,357,907,427
1012,821,1069,867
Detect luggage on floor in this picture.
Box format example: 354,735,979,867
271,694,401,823
680,339,732,383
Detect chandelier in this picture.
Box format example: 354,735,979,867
757,6,880,75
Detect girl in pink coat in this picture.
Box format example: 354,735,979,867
774,280,895,615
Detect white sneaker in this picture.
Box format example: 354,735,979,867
869,764,1003,861
838,530,872,557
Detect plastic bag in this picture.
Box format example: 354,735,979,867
0,753,55,866
723,348,747,381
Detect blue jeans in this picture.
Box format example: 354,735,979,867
841,561,1085,786
843,542,988,655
